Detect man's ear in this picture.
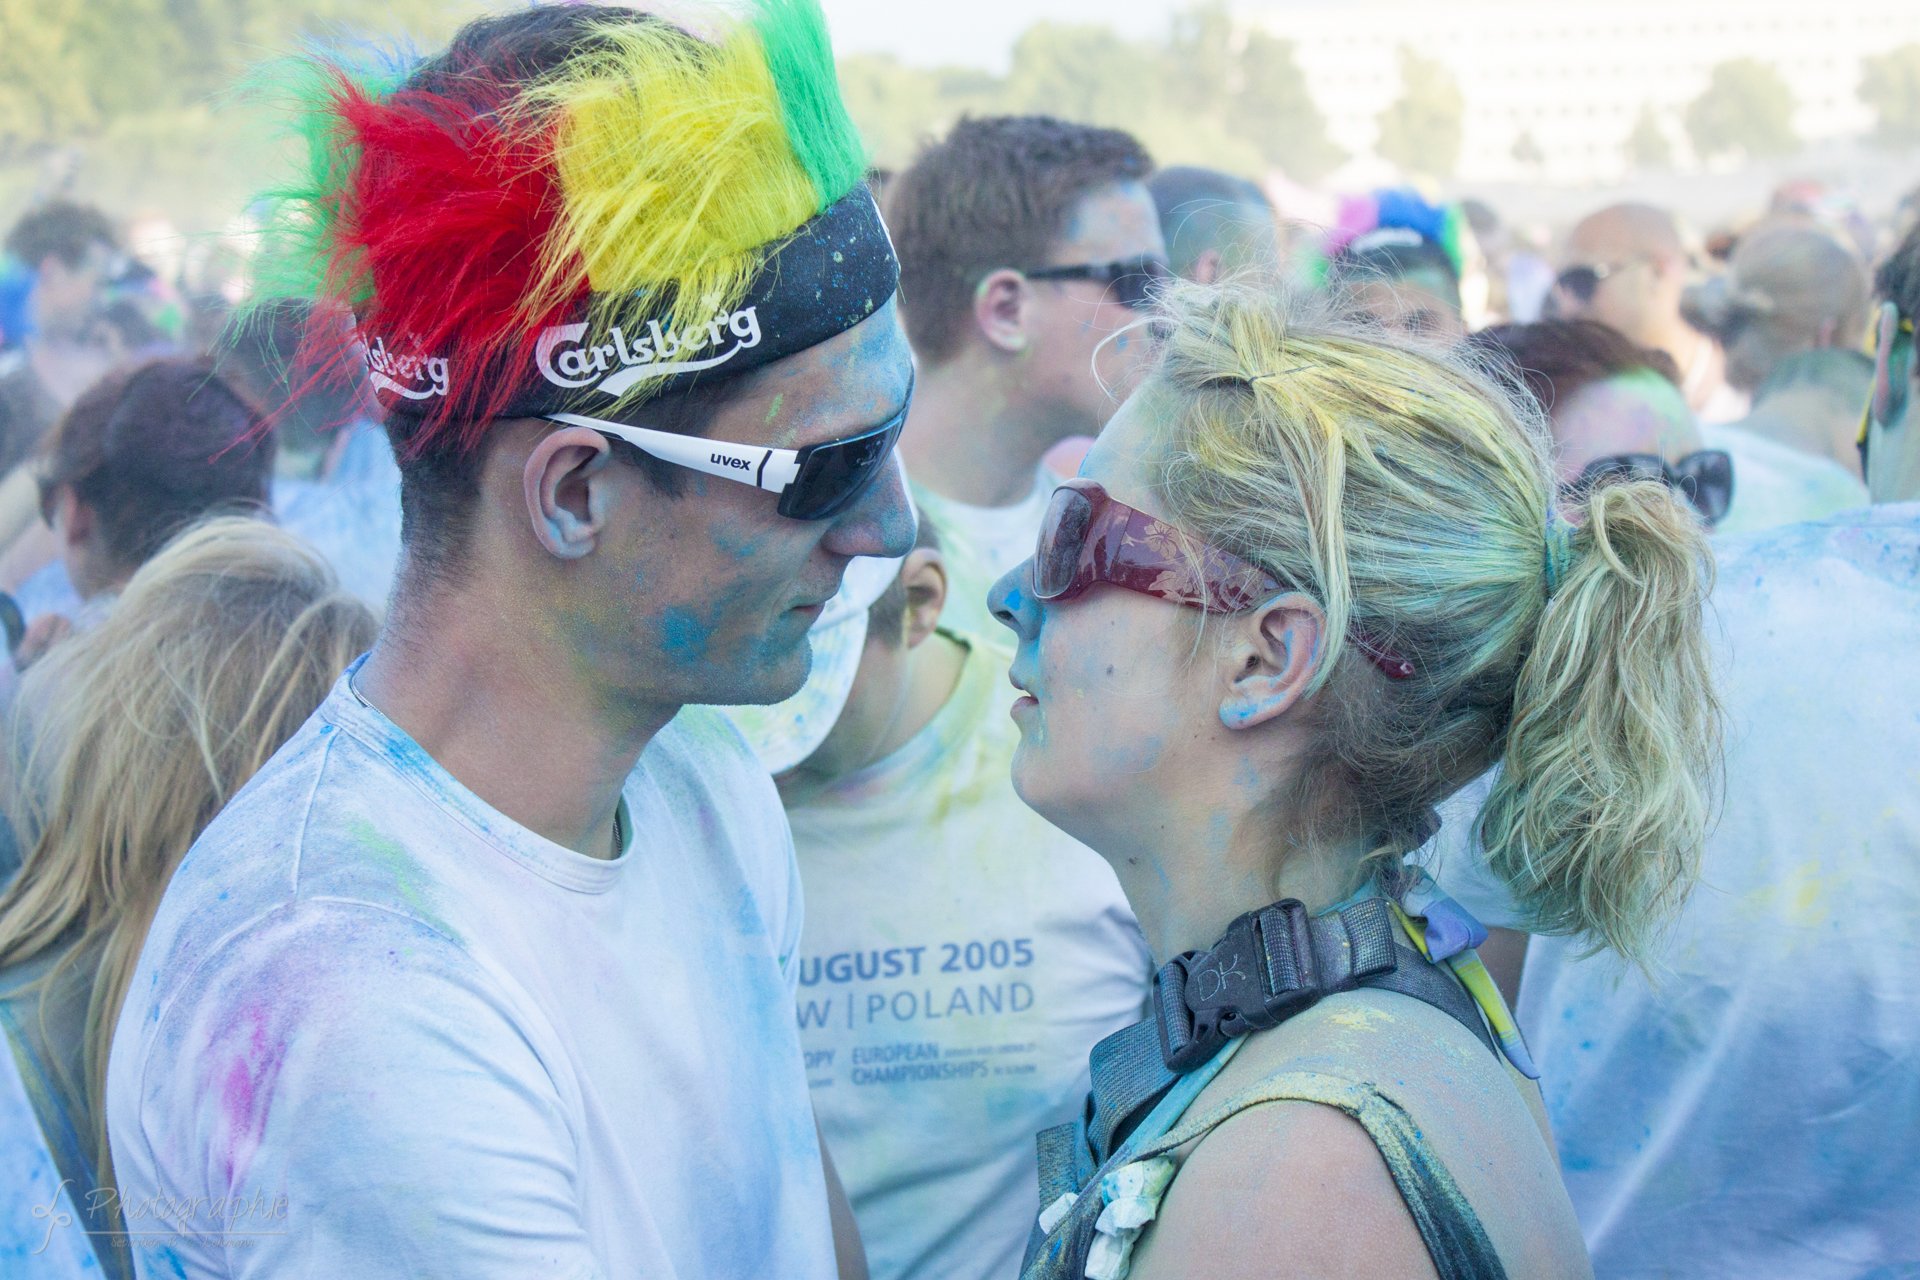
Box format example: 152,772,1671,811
49,486,92,550
901,548,948,649
1868,301,1920,504
523,424,616,560
974,270,1035,355
1191,248,1223,286
1217,593,1324,731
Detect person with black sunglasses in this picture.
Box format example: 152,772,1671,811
1476,319,1867,535
886,116,1167,639
1555,203,1747,424
1474,319,1723,515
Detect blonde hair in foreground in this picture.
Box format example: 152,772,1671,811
0,517,378,1195
1149,282,1721,964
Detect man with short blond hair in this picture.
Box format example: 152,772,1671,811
888,116,1163,633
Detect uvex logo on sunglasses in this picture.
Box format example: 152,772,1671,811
365,336,451,401
537,307,764,397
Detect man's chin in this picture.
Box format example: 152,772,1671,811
703,631,814,708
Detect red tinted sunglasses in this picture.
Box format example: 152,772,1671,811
1033,479,1415,679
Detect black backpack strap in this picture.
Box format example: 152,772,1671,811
1085,1018,1179,1161
1154,896,1500,1071
1034,1121,1084,1214
1022,1020,1183,1276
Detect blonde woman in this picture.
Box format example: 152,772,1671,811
0,518,376,1276
990,286,1719,1280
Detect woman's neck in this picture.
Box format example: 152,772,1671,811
1115,817,1377,962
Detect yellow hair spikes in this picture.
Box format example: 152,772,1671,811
523,15,820,334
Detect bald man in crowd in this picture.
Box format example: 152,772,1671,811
1147,166,1279,284
1555,202,1746,422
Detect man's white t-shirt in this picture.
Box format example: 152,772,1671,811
790,632,1153,1280
911,466,1066,637
1425,506,1920,1278
107,669,836,1280
1701,420,1866,537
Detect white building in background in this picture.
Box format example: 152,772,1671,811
1251,0,1920,185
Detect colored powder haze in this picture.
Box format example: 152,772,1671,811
820,0,1179,72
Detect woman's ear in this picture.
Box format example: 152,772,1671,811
1217,593,1324,731
901,548,949,649
523,424,615,560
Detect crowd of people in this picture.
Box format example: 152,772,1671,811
0,3,1915,1278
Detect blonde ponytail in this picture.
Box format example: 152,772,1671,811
0,517,378,1205
1149,279,1720,965
1478,480,1720,960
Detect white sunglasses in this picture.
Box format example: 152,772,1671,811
546,381,910,521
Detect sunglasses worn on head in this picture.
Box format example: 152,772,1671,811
1562,449,1733,525
1555,259,1640,304
547,380,910,522
1025,255,1172,310
1033,479,1416,679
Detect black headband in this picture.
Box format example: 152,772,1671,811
367,185,899,420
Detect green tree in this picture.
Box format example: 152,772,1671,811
1231,31,1344,181
1861,43,1920,148
0,0,490,158
1625,103,1672,168
1,0,499,233
837,54,999,171
1685,58,1796,160
1001,23,1160,130
994,16,1273,178
1159,1,1236,118
1374,47,1463,177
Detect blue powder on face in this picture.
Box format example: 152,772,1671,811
711,526,769,563
658,607,714,665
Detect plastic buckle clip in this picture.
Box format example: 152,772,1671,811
1154,899,1325,1072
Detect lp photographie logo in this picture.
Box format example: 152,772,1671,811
31,1179,288,1253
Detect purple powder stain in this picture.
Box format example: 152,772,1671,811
208,1002,290,1190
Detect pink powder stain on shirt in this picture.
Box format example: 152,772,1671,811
209,1002,291,1189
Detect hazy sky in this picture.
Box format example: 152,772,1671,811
818,0,1190,72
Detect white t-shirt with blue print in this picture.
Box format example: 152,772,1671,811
106,668,834,1280
791,633,1154,1280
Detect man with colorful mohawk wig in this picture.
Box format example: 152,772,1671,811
106,5,910,1277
